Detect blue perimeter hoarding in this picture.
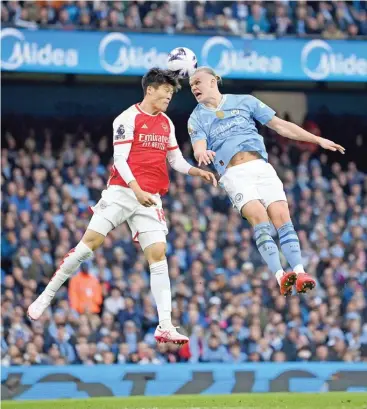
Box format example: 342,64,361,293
1,28,367,82
2,363,367,400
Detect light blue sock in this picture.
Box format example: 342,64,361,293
254,222,283,274
277,222,303,271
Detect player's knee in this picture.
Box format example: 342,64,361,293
248,214,268,226
267,201,291,228
85,214,113,249
82,230,105,251
144,242,167,264
241,200,268,226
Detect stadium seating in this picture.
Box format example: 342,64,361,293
2,1,367,37
1,113,366,366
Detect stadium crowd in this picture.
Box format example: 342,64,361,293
2,0,367,37
1,112,367,366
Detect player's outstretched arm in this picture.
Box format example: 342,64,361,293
266,116,345,154
167,148,217,186
188,166,217,187
193,140,216,166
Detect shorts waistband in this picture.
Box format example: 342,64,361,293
220,159,265,180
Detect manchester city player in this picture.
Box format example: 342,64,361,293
188,67,345,296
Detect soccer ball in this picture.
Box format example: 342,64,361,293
167,47,198,78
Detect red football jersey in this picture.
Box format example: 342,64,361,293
108,104,178,195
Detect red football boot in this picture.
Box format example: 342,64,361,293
279,271,297,296
296,273,316,294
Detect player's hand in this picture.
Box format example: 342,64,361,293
198,170,218,187
195,150,216,166
135,190,157,207
318,137,345,154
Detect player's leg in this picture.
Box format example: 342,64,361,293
220,162,294,295
27,216,111,320
142,237,172,328
28,187,132,320
138,232,188,345
259,163,316,294
240,200,295,296
130,196,188,345
43,227,105,298
267,201,316,294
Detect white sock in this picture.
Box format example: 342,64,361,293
275,269,285,285
294,264,305,274
44,241,93,298
150,259,172,327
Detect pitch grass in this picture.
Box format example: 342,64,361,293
2,393,367,409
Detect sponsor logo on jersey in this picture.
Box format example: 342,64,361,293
231,109,239,115
216,111,225,119
235,193,243,203
212,116,247,137
138,133,169,151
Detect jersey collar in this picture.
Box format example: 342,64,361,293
135,103,160,117
200,95,227,112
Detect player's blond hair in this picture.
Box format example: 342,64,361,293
191,66,222,85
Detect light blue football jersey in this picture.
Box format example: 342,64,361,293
188,94,276,176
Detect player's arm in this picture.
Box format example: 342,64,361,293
250,95,345,154
167,148,217,186
167,120,217,186
113,115,156,207
266,116,345,154
188,114,215,166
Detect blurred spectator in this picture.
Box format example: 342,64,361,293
202,335,230,362
247,3,270,34
69,263,103,314
270,5,293,36
55,8,75,30
322,21,346,39
228,342,247,363
357,10,367,35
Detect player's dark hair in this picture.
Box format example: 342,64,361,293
142,68,181,95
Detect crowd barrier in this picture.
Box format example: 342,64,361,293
2,363,367,400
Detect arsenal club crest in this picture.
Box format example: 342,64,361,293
161,122,169,132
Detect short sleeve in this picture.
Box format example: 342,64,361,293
112,111,135,150
249,96,276,125
188,112,207,143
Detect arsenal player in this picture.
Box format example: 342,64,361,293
28,68,216,345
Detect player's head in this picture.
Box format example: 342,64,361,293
189,66,222,104
141,68,181,113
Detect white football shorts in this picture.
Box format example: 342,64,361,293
219,159,287,212
88,185,168,241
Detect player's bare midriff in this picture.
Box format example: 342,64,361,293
227,151,261,169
